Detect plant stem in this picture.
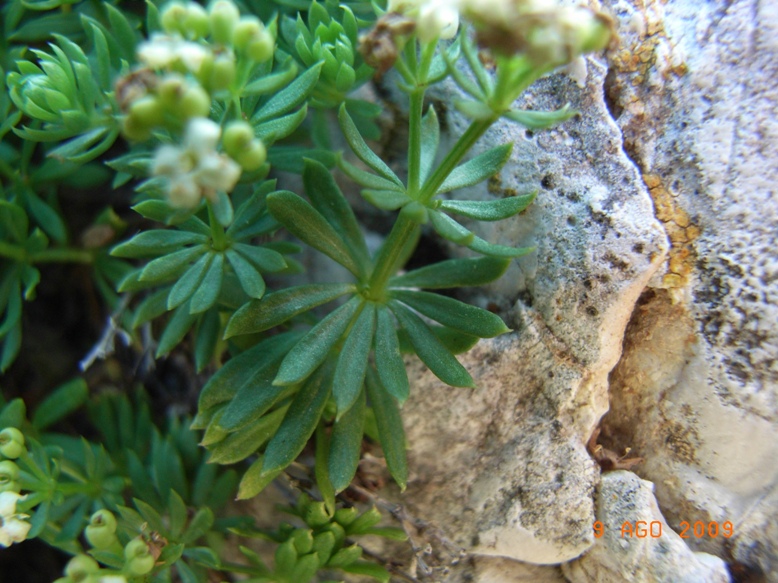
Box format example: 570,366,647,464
207,200,228,251
0,241,27,262
31,248,93,264
368,211,419,294
418,118,495,203
407,89,424,197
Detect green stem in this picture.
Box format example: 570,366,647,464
418,118,495,203
407,89,424,197
368,211,419,294
207,200,228,251
30,248,93,264
0,241,27,263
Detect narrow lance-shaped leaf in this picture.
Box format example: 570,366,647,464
437,143,512,193
274,296,362,387
267,191,363,277
303,159,370,271
237,456,282,499
338,157,404,192
390,256,511,289
262,363,333,476
361,190,410,211
328,388,365,493
440,191,536,221
208,405,289,465
140,246,206,284
468,235,535,258
419,105,440,183
111,230,206,258
504,104,575,129
429,210,474,245
338,104,403,187
189,253,224,314
225,250,266,299
391,290,510,338
157,302,198,357
389,301,474,388
365,369,407,490
251,62,323,124
374,307,409,403
225,283,355,338
333,304,375,418
167,252,213,310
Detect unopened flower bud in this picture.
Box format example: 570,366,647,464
208,53,236,92
0,428,24,459
209,0,240,45
233,16,263,51
416,0,459,42
179,85,211,119
0,460,20,493
85,509,119,549
161,3,187,34
234,139,266,171
65,555,100,579
124,538,155,575
247,28,274,62
128,95,164,128
157,74,186,108
183,3,210,39
121,116,151,142
222,121,254,157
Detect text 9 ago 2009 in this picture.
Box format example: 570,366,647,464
593,521,734,539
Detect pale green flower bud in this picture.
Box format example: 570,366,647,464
161,3,188,35
222,121,254,157
246,28,274,62
65,555,100,579
233,16,263,52
0,460,20,494
122,116,152,142
85,509,119,549
0,428,24,459
234,139,266,171
183,3,210,39
179,85,211,119
157,74,187,109
124,538,155,575
209,0,240,45
208,53,236,92
128,95,164,128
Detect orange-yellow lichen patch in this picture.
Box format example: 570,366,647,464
643,173,700,290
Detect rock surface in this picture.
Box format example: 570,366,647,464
378,0,777,581
562,471,730,583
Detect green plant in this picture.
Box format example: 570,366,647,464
0,0,611,579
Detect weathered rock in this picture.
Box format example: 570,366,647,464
397,51,668,568
596,0,778,579
562,471,730,583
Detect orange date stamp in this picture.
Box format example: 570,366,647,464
593,520,734,539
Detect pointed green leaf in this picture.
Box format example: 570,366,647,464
131,287,170,328
225,283,355,337
437,143,512,193
238,455,283,499
26,191,67,244
243,64,298,96
504,104,575,129
111,230,206,258
374,308,409,402
440,192,536,221
339,158,403,192
167,253,213,310
105,3,138,62
157,302,198,357
362,189,410,210
365,370,407,490
392,290,509,337
262,364,333,475
208,405,289,464
274,296,362,386
255,104,308,144
429,210,474,245
390,256,510,289
233,243,287,273
251,62,322,124
389,301,474,387
338,104,402,187
139,246,206,283
303,159,370,270
468,235,535,258
32,378,88,430
190,253,224,313
194,308,220,372
333,304,375,418
218,372,292,433
315,423,336,514
454,99,494,120
419,105,440,183
267,191,362,276
328,387,365,493
199,331,302,410
226,250,266,299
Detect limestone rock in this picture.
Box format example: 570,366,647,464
562,471,730,583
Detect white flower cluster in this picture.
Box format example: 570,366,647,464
137,33,211,73
388,0,460,42
0,491,31,548
153,117,241,208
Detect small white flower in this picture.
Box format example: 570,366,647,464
417,0,460,42
152,118,242,208
99,576,128,583
0,491,31,548
137,34,209,73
